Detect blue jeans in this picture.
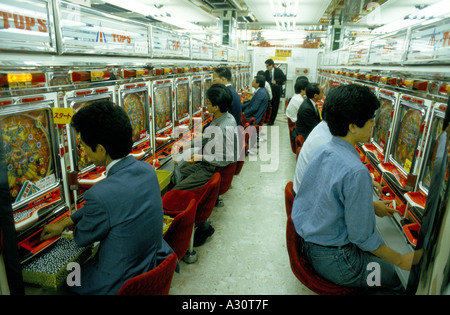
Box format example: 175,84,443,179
303,242,405,295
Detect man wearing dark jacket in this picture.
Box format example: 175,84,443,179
243,75,269,125
213,67,242,126
292,83,323,142
264,59,286,125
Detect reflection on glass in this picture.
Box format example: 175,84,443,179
422,116,445,191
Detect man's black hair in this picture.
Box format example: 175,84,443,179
305,83,321,99
214,67,232,82
71,100,133,159
295,79,309,94
206,83,233,113
254,75,266,89
324,84,380,137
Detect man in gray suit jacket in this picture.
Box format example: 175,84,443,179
41,101,173,295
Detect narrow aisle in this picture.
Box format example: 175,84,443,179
169,112,316,295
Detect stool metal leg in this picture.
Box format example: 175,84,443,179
183,226,198,264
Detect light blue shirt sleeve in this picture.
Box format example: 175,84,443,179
342,168,384,252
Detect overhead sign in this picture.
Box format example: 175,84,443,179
0,0,57,53
151,26,190,58
57,1,149,56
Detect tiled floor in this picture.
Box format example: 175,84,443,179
169,112,316,295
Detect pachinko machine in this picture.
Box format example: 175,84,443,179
117,68,153,161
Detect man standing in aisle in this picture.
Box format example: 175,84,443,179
264,59,286,125
213,67,242,126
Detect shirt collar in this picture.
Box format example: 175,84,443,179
106,154,130,177
331,137,360,158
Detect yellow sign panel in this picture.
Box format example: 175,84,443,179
52,108,74,124
275,49,292,57
269,56,287,61
404,158,412,174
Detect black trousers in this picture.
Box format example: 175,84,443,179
269,85,281,125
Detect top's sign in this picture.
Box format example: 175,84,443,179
0,0,57,53
56,1,149,56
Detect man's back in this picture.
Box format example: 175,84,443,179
227,84,242,126
293,98,321,141
71,156,168,294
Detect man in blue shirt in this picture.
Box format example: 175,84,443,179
291,84,413,294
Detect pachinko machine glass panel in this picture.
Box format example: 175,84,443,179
152,79,174,150
174,77,190,127
0,93,68,232
64,85,115,190
380,95,432,191
203,73,213,122
191,75,203,127
118,82,152,160
363,89,400,165
404,102,447,223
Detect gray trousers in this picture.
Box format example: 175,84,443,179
172,160,217,191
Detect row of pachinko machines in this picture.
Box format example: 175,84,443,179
317,67,450,250
0,63,251,289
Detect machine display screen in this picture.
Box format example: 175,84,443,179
122,91,148,144
175,82,189,121
192,80,202,114
391,103,425,174
372,95,395,152
1,109,55,202
420,114,445,192
154,86,172,134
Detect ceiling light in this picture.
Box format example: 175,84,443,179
103,0,202,30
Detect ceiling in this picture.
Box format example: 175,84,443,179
87,0,445,36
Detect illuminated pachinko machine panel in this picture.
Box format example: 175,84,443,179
191,74,203,128
398,100,448,247
203,73,213,123
152,79,174,151
174,76,191,129
363,88,401,167
0,92,69,233
118,79,152,161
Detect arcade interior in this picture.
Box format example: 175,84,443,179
0,0,450,297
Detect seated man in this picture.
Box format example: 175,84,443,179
242,75,269,125
291,83,323,142
171,83,238,246
257,70,272,104
213,66,242,126
291,84,413,294
40,100,174,295
285,78,309,123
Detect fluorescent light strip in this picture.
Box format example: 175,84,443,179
103,0,202,30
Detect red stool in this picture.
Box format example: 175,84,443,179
163,199,197,261
117,253,178,295
162,173,221,263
